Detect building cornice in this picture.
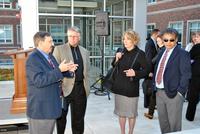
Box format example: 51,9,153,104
147,4,200,15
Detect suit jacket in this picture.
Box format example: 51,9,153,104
26,49,63,119
53,43,90,97
145,38,157,73
153,45,191,98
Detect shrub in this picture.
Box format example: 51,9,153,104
0,68,14,81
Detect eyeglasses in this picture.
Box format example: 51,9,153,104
163,39,175,43
68,36,79,38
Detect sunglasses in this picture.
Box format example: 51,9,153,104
163,39,175,42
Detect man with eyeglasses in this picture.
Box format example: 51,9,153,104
53,26,90,134
153,28,191,133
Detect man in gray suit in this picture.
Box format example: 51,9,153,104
26,31,77,134
53,26,90,134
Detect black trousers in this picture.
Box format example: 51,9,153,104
186,78,200,121
144,94,151,108
143,78,153,108
148,91,156,116
57,82,87,134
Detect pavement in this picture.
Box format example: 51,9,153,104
0,81,200,134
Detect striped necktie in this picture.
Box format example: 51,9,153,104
156,49,169,84
48,57,55,68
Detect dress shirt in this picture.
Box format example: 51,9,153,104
155,47,175,88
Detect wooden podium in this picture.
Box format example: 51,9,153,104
3,49,33,114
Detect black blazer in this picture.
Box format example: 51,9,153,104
113,47,150,97
190,43,200,78
145,38,157,73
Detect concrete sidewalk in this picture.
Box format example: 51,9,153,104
0,81,200,134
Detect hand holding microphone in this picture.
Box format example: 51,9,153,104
115,48,124,62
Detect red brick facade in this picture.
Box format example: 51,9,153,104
0,2,21,51
147,0,200,47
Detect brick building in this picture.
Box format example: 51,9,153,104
1,0,200,59
0,0,21,52
147,0,200,47
0,0,21,65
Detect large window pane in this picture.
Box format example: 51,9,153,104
188,21,200,44
169,22,183,45
112,1,123,16
39,0,102,15
147,24,155,37
38,0,134,77
125,0,133,16
0,25,13,44
0,0,12,9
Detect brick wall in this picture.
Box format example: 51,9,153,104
147,0,200,47
0,10,21,50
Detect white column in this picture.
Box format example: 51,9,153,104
133,0,147,50
18,0,39,49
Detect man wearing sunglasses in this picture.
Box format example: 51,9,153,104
154,28,191,133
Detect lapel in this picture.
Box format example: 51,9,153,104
156,49,165,69
150,38,157,51
49,54,59,67
65,43,74,62
165,45,179,71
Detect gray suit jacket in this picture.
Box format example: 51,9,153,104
53,43,90,97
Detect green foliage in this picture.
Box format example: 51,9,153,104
0,68,14,81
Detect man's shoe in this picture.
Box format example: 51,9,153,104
144,113,153,119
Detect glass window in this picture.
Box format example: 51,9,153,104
125,0,133,16
188,21,200,43
39,17,68,46
112,1,123,16
50,25,65,45
169,22,183,45
0,0,12,9
147,24,155,37
112,20,123,49
38,0,134,75
147,0,156,4
0,25,13,44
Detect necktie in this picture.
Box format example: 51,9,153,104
156,50,169,84
48,57,55,68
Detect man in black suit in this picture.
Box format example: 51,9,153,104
154,28,191,133
143,29,160,109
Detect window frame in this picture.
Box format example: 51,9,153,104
186,20,200,44
169,21,184,46
0,0,12,9
147,23,156,38
0,25,13,44
147,0,157,4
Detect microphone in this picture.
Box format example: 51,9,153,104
116,47,125,53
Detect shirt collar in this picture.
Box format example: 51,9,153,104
36,48,49,60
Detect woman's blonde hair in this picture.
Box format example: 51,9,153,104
122,29,140,45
